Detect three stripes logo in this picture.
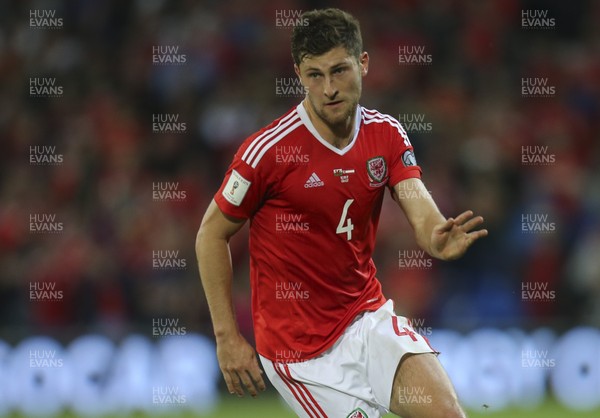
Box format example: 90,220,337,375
304,172,324,188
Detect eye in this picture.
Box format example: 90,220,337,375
308,73,321,79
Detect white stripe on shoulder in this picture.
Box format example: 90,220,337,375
242,111,300,165
362,108,410,143
362,108,406,132
247,120,302,168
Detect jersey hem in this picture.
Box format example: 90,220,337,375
256,302,385,363
389,167,422,189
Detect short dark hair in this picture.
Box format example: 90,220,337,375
291,8,363,66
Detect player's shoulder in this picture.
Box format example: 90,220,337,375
236,106,303,169
360,106,406,137
360,106,411,146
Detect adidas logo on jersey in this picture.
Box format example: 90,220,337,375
304,172,324,188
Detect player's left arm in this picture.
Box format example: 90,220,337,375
393,178,488,260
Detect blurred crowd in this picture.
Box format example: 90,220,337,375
0,0,599,345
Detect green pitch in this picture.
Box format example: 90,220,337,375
209,395,599,418
2,395,599,417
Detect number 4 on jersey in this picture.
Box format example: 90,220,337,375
336,199,354,240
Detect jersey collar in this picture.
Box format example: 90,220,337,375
296,101,362,156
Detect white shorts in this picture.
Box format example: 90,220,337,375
259,299,436,418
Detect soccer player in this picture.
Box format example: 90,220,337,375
196,8,487,418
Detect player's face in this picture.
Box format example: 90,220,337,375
295,47,369,129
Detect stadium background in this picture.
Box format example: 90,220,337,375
0,0,599,416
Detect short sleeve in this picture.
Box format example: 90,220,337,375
387,122,422,188
214,146,269,220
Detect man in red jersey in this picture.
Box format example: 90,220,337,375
196,8,487,418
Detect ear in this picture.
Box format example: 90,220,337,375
359,52,369,77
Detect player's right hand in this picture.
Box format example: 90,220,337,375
216,332,266,397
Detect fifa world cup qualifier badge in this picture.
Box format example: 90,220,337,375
367,156,387,187
222,169,251,206
402,150,417,167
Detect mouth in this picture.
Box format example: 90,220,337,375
325,100,343,107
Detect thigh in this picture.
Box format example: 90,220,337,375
390,353,466,418
365,300,435,409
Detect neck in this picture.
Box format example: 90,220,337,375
303,100,356,149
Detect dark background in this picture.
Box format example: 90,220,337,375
1,0,598,350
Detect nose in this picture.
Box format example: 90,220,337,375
324,76,337,99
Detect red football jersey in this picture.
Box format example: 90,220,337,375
214,102,421,361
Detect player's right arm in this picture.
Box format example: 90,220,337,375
195,200,266,397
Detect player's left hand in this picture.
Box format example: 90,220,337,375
430,210,488,260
